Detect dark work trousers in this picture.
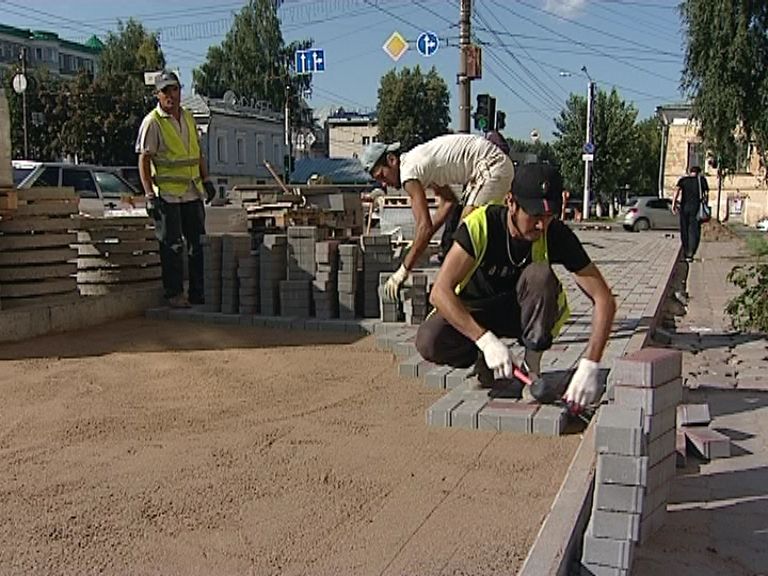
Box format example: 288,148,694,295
679,204,701,259
439,203,463,261
154,198,206,301
416,262,562,369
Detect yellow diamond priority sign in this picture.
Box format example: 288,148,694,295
383,31,408,62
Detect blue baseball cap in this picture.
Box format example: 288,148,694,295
360,141,401,174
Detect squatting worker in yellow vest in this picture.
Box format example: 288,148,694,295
136,70,214,308
415,164,616,413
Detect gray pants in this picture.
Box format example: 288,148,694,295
416,263,562,369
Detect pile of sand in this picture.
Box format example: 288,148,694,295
701,219,738,242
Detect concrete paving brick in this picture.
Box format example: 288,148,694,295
399,355,422,379
583,523,635,569
478,400,539,434
451,398,488,429
684,427,732,460
593,483,645,514
145,307,170,320
424,365,453,389
644,404,676,441
238,314,254,326
596,454,648,487
595,405,646,456
426,395,465,427
646,453,676,493
532,404,568,436
638,503,667,545
580,562,629,576
676,403,711,426
445,367,473,389
591,509,640,542
648,429,676,467
613,377,683,415
609,347,682,388
393,339,417,359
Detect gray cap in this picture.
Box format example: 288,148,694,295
155,70,180,91
360,141,401,174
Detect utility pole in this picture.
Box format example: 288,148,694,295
582,67,595,220
284,84,291,182
458,0,471,133
20,47,28,159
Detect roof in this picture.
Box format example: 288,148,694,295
0,23,101,53
289,157,375,185
183,94,283,123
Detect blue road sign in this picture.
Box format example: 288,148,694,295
416,31,439,57
583,142,596,155
295,48,326,75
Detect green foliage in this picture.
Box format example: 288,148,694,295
507,138,558,164
552,88,641,203
376,66,450,150
726,233,768,332
629,117,661,196
99,19,164,76
192,0,311,125
681,0,768,176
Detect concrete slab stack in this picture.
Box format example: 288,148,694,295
337,243,360,320
259,234,287,316
279,279,312,317
378,275,403,323
237,252,259,315
403,272,431,325
313,240,339,319
582,347,682,575
220,234,251,314
362,235,396,318
287,226,326,282
201,235,223,312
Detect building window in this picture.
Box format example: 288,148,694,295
274,143,281,164
216,132,227,164
256,138,265,165
236,133,246,165
362,136,370,145
35,47,43,61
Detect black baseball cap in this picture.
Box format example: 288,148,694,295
512,163,563,216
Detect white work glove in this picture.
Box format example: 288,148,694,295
475,331,514,379
563,358,601,410
384,264,409,301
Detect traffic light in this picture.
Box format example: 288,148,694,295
495,110,506,131
474,93,497,132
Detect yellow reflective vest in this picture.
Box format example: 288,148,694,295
455,205,571,338
150,108,203,196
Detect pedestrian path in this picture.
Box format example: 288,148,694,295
633,235,768,575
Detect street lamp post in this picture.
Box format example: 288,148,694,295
581,66,595,221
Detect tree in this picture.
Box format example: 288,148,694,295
552,88,639,208
507,138,558,165
99,19,164,77
681,0,768,177
628,117,661,198
376,66,450,151
192,0,312,124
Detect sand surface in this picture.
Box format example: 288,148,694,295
0,318,579,575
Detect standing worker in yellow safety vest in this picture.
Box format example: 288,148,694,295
415,163,616,414
136,70,216,308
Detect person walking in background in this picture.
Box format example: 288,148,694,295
673,165,709,262
361,133,514,301
136,70,216,308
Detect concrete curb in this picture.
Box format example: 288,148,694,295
0,287,163,343
518,244,680,576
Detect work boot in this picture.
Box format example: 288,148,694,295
168,294,191,309
521,349,543,402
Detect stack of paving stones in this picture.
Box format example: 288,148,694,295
337,243,360,320
581,347,682,576
378,274,403,323
402,271,431,325
201,234,223,312
220,234,251,314
362,235,396,318
313,240,339,319
237,252,259,315
280,226,326,318
279,279,312,317
259,234,287,316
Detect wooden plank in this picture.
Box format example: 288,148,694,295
76,216,153,230
15,201,79,217
77,253,160,268
76,240,158,255
0,233,77,250
0,263,77,282
76,228,154,243
77,267,161,283
0,278,77,298
0,217,76,233
16,187,77,201
0,248,76,266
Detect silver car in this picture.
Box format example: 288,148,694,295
622,196,678,232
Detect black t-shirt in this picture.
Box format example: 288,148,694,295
453,205,591,302
677,174,709,207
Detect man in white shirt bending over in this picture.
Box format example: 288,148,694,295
361,133,514,301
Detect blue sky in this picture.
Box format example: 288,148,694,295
1,0,686,142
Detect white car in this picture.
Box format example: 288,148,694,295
756,217,768,232
13,160,147,217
